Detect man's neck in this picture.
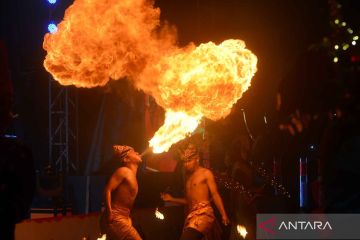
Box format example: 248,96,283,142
186,165,200,176
126,163,138,174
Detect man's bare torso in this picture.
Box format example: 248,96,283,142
185,167,211,205
112,167,138,210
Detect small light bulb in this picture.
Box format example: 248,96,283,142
47,23,58,34
341,22,346,27
334,45,339,50
353,36,359,41
333,57,338,63
352,41,356,46
334,19,340,24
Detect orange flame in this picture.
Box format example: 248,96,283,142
145,40,257,152
43,0,257,153
237,225,248,239
97,234,106,240
155,208,165,220
149,111,202,153
43,0,176,87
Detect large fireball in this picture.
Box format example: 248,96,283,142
43,0,257,153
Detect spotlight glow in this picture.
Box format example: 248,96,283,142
47,0,57,4
47,23,58,33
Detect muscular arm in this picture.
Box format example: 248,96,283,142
104,168,126,215
206,170,229,225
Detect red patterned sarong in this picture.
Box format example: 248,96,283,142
100,207,141,240
184,201,215,235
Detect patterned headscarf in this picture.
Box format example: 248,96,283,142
181,144,199,162
113,145,133,160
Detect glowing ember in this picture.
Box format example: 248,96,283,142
237,225,248,239
97,234,106,240
43,0,257,153
155,208,165,220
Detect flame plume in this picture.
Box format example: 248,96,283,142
43,0,176,87
43,0,257,153
145,40,257,152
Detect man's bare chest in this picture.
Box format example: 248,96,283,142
186,174,206,189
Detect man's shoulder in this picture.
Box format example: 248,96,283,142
198,166,211,172
196,167,213,176
113,166,132,175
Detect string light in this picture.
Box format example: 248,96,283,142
353,36,359,41
334,45,339,50
252,164,291,198
352,41,356,46
213,172,254,200
347,28,353,34
342,43,350,50
46,0,58,33
333,57,339,63
213,164,291,199
334,19,340,24
341,21,346,27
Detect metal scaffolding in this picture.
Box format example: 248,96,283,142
48,76,79,173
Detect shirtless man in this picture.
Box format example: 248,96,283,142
101,145,142,240
161,143,229,240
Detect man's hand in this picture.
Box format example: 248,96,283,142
222,214,230,226
160,193,173,202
